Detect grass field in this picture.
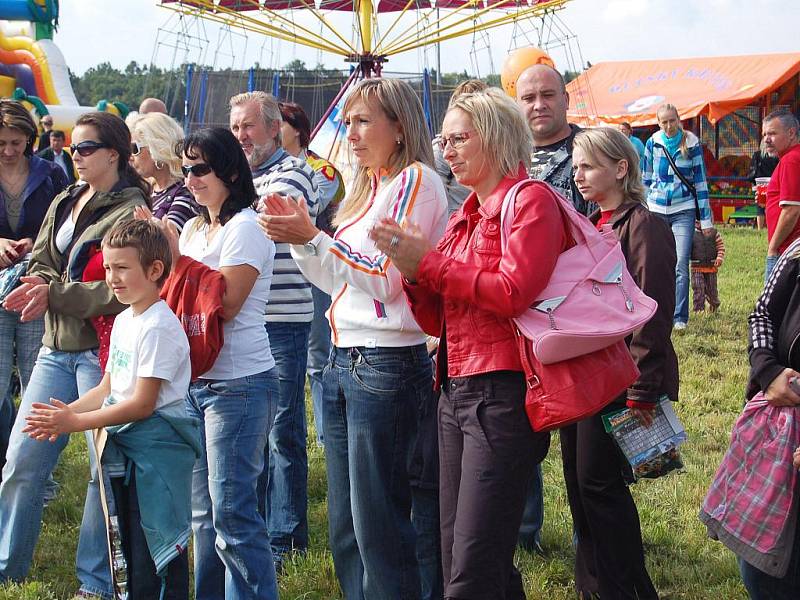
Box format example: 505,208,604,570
0,226,768,599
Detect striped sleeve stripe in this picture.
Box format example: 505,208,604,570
390,165,423,224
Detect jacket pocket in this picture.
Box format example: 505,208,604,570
469,307,513,344
472,218,501,255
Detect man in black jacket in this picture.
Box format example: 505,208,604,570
36,131,75,185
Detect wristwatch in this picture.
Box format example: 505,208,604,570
303,240,318,256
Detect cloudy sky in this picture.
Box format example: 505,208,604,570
52,0,800,76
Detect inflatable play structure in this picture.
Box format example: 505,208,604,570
0,0,128,139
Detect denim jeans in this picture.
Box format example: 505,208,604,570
109,472,189,599
738,513,800,599
307,286,332,445
654,209,694,324
518,463,544,548
0,346,111,599
187,370,279,600
0,308,44,479
324,344,430,600
260,321,310,558
412,486,443,600
765,254,780,285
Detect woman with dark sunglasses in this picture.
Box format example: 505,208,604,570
0,100,69,483
0,112,148,598
147,127,279,599
127,112,198,231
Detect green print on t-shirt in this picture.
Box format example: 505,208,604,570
109,347,132,375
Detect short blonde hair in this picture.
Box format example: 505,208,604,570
130,112,185,179
446,87,532,177
229,91,282,146
573,127,646,205
335,78,434,225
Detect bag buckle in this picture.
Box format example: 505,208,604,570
527,375,540,389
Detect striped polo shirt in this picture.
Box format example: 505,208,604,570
253,148,319,323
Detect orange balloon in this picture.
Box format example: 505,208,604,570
501,47,556,98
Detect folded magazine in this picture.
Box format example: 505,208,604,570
602,398,687,480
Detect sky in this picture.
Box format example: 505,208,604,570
51,0,800,77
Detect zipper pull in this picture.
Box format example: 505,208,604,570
546,307,558,330
617,277,634,312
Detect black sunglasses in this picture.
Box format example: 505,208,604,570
70,141,110,157
181,163,213,178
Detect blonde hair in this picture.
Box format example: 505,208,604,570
656,103,689,159
446,87,532,177
334,78,434,226
449,79,488,107
573,127,647,205
229,91,282,146
130,112,185,179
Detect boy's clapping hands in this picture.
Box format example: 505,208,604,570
23,399,81,443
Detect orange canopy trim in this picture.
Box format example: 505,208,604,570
566,53,800,127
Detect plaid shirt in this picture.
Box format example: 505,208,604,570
701,394,800,575
643,130,712,227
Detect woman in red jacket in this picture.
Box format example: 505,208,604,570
370,88,566,599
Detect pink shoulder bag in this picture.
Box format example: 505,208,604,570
500,180,657,365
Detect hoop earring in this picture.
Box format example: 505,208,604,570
155,160,164,170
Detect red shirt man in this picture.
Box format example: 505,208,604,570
764,109,800,257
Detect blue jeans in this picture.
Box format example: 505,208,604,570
655,209,694,324
324,344,430,600
260,321,310,558
738,510,800,599
0,308,43,479
0,347,111,599
765,254,780,285
308,286,332,445
518,463,544,548
187,371,279,600
412,486,443,600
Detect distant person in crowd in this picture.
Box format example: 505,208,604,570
643,103,712,330
128,111,199,231
728,235,800,598
261,77,447,600
570,126,677,599
432,79,488,215
761,108,800,282
619,121,646,166
515,63,590,215
169,127,280,600
36,114,53,152
139,97,169,115
370,87,558,600
0,100,69,481
691,220,725,313
229,91,318,568
514,61,590,555
24,218,196,600
0,111,148,599
277,100,344,446
747,139,778,231
37,130,75,184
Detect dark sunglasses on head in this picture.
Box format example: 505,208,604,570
70,141,110,157
181,163,213,177
131,142,146,156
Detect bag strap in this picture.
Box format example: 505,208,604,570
654,142,698,200
500,179,605,261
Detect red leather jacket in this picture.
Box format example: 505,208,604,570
404,168,571,383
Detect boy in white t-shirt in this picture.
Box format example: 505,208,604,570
24,219,198,599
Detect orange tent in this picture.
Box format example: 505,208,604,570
566,52,800,127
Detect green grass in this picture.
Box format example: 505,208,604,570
0,226,767,599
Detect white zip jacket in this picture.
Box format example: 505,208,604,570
292,162,448,348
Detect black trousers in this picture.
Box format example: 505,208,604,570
110,471,189,600
560,413,658,600
439,371,550,600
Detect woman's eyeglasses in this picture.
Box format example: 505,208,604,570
436,131,475,151
181,163,213,177
131,142,146,156
69,141,110,157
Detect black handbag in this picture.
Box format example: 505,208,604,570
654,143,702,221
